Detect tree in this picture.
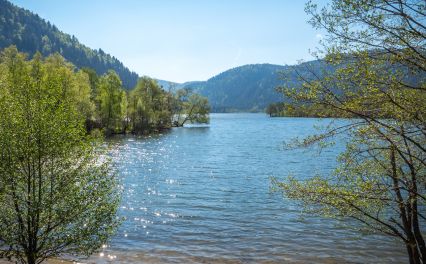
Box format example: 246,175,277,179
0,46,120,264
266,102,284,117
173,88,210,127
128,77,172,133
81,67,100,102
98,70,124,134
273,1,426,263
72,70,96,123
81,67,102,131
43,56,95,127
120,90,129,133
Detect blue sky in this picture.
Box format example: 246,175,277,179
11,0,327,83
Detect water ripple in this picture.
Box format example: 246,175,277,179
88,113,406,264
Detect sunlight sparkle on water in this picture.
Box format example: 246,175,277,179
102,114,405,264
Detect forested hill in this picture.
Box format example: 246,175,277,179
0,0,139,88
179,64,285,112
181,62,323,112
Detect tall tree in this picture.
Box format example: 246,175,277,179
0,46,120,264
273,1,426,263
120,90,129,133
98,70,124,134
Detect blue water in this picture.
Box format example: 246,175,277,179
90,113,406,264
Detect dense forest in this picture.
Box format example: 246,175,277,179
0,0,139,88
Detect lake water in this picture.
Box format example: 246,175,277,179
88,113,406,264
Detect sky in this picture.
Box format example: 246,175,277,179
10,0,328,83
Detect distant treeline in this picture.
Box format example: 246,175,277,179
0,0,139,88
265,101,390,118
265,102,345,118
1,46,210,136
265,98,405,119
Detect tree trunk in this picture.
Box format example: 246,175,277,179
26,252,36,264
390,146,423,264
406,241,422,264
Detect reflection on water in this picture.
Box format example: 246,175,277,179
85,113,405,264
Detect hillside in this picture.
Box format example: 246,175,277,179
181,62,324,112
0,0,139,88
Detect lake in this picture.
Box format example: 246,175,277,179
88,113,406,264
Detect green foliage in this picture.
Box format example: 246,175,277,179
98,70,125,134
0,0,138,88
273,0,426,263
73,70,96,121
0,46,120,264
173,88,210,126
128,77,173,133
0,44,211,138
